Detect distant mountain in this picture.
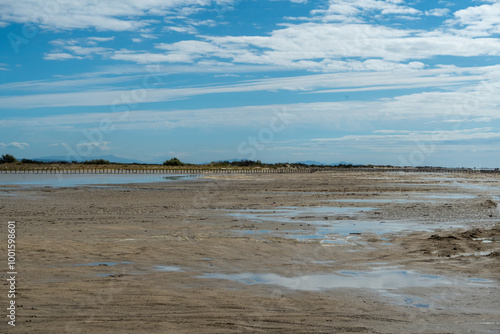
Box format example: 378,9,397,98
32,156,81,163
33,155,148,164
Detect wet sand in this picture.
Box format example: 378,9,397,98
1,172,499,333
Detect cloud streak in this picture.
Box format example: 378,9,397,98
0,65,496,109
0,142,30,149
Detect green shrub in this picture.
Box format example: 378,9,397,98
83,159,110,164
163,157,185,166
0,154,17,164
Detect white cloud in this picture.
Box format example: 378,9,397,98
2,75,500,131
188,19,218,27
165,26,197,34
311,128,500,146
110,50,194,63
0,21,8,27
425,8,450,17
140,33,157,39
86,36,115,45
66,46,110,56
141,22,500,68
46,38,112,60
0,74,139,92
87,36,115,42
0,0,234,31
0,63,282,93
24,1,500,73
44,53,83,61
0,142,29,149
310,0,421,22
75,141,111,151
447,2,500,37
1,64,499,110
0,65,495,109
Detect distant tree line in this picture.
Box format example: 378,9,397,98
0,154,17,164
0,154,406,169
0,154,112,165
83,159,110,164
0,154,372,168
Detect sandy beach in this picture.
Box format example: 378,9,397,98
1,171,499,333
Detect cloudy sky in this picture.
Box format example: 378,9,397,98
1,0,500,166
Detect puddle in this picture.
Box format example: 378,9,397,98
0,192,19,196
228,206,376,224
229,205,466,242
312,220,464,235
154,265,184,272
319,239,355,245
236,219,463,242
396,180,500,193
424,194,476,199
199,268,492,308
0,174,200,187
474,238,496,244
437,180,500,192
311,260,337,264
456,251,493,257
467,278,491,282
327,199,418,204
198,268,490,291
386,293,431,308
326,193,476,204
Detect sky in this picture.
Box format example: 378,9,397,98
1,0,500,167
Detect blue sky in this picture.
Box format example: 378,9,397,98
1,0,500,167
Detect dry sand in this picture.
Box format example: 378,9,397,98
1,171,499,333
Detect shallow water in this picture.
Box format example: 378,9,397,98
395,180,500,193
278,219,457,241
0,173,198,187
0,191,19,196
229,206,377,224
199,268,489,291
230,206,463,241
199,268,492,308
154,265,184,272
326,193,476,204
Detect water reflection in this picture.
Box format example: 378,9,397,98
326,193,476,204
199,269,469,291
229,206,376,224
230,206,463,240
0,174,199,187
154,265,184,272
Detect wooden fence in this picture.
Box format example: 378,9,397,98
0,168,308,174
0,167,499,174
